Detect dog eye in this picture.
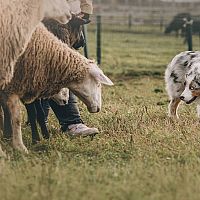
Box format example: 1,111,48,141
184,81,186,86
190,86,195,90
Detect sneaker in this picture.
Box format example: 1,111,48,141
66,123,99,137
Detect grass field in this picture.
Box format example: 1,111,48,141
1,25,200,200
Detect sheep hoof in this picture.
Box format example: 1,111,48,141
13,143,28,154
0,148,6,158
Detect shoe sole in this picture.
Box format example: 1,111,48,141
68,131,99,139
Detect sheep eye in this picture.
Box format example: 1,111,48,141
184,81,186,86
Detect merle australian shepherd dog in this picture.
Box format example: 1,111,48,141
165,51,200,118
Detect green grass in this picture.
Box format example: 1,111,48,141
1,25,200,200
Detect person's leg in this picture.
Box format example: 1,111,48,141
49,91,98,137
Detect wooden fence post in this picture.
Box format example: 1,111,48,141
96,15,101,65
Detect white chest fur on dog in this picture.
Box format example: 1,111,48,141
165,51,200,118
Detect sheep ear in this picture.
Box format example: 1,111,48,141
70,14,90,25
89,66,114,86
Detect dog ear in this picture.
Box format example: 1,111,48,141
195,74,200,82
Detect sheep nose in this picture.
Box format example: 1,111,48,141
180,96,185,100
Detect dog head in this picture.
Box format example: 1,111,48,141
180,63,200,104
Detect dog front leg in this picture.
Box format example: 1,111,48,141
7,94,28,153
168,98,181,118
196,104,200,119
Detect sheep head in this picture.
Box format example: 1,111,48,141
67,62,113,113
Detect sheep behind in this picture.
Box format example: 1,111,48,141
0,0,71,89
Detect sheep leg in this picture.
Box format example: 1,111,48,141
168,97,181,118
0,104,6,158
35,99,50,140
25,102,40,144
7,94,28,153
0,105,4,133
0,93,12,138
2,103,12,139
0,145,6,158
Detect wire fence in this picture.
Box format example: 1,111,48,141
84,13,200,66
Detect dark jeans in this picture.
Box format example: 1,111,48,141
42,91,83,131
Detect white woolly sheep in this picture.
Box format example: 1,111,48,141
21,17,87,143
0,0,71,89
0,0,71,155
1,23,113,153
2,17,88,145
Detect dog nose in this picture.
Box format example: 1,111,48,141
180,96,185,100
